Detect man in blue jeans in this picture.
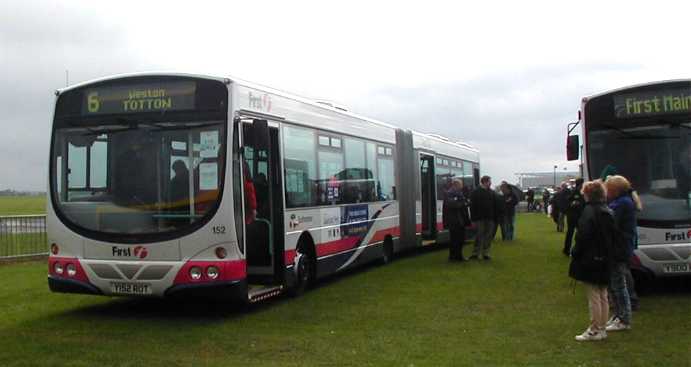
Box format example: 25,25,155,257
500,183,518,240
605,175,637,332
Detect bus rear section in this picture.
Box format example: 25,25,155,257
47,74,251,301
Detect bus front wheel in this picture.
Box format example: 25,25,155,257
289,246,314,297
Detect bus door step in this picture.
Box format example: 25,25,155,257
247,284,283,303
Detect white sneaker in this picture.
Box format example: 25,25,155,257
605,318,631,332
606,316,617,326
575,328,607,341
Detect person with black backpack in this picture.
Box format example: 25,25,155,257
604,175,638,332
569,180,617,341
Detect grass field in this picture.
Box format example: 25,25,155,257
0,196,46,215
0,233,47,257
0,214,689,366
0,196,48,257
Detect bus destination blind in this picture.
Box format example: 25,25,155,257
82,81,196,115
614,87,691,118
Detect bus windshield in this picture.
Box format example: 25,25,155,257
50,77,228,241
51,120,226,238
588,119,691,224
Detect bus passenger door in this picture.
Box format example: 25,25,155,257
241,119,285,285
419,154,437,239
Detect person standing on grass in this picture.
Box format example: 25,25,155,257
493,185,505,241
604,175,639,331
569,180,615,341
556,182,570,232
501,183,518,241
542,188,551,215
526,188,535,211
444,179,470,261
470,175,495,260
563,178,585,256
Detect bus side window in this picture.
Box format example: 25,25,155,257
283,126,317,208
376,145,396,201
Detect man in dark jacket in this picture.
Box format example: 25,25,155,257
470,175,495,260
526,189,535,211
501,183,519,240
444,179,469,261
564,178,585,255
556,183,570,232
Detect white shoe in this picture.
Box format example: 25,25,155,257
606,316,616,326
575,328,607,341
605,318,630,332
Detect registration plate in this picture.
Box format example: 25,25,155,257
110,282,152,295
662,263,690,273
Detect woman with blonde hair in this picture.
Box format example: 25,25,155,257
604,175,639,330
569,180,616,341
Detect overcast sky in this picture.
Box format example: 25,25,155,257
2,0,690,191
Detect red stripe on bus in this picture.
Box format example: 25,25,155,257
369,226,400,244
284,249,296,266
284,226,402,265
316,236,360,257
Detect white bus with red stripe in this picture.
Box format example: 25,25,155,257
566,79,691,281
47,73,479,302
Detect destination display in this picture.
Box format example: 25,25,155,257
82,81,196,115
614,87,691,119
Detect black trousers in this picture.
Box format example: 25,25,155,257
563,215,577,254
449,226,466,260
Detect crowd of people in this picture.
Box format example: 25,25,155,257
443,175,518,262
444,170,641,342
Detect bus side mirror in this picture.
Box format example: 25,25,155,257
566,135,579,161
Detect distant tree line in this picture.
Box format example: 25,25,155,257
0,189,46,196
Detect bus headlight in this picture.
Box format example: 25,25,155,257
66,263,77,277
206,266,219,280
189,266,203,280
54,262,64,275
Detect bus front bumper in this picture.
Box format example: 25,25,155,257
48,275,102,295
164,279,248,301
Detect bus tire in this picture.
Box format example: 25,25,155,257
288,237,315,297
381,236,394,264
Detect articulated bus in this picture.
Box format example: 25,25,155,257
47,73,480,303
567,79,691,281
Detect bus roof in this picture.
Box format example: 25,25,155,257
57,72,479,158
583,78,691,102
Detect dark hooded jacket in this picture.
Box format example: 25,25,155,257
569,201,616,285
